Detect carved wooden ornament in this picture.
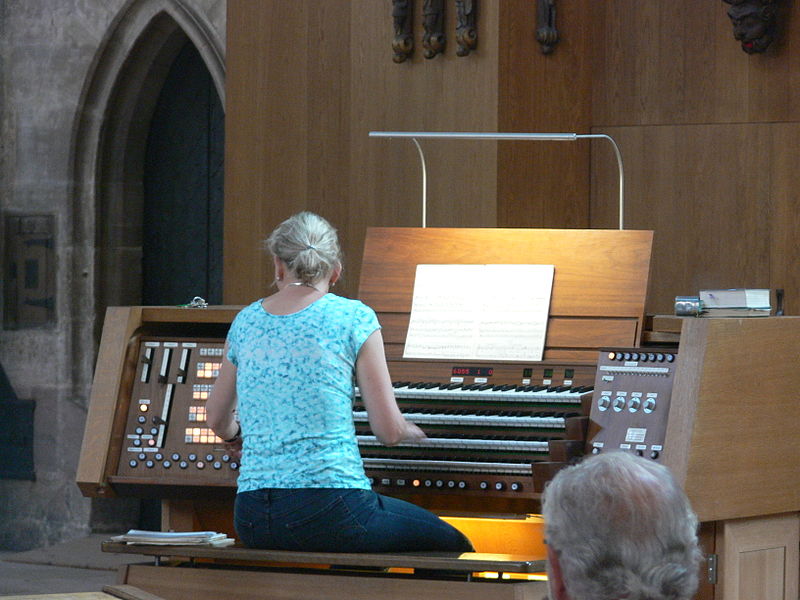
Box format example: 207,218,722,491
392,0,414,63
536,0,558,54
422,0,446,59
455,0,478,56
722,0,779,54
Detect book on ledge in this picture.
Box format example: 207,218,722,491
109,529,235,547
698,288,771,317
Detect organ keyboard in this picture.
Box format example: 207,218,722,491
352,227,653,511
353,379,593,499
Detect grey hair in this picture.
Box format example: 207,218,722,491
264,212,342,285
542,452,702,600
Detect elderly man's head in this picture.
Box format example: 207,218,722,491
541,452,702,600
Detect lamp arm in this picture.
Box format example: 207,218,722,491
577,134,624,230
370,131,625,230
411,137,427,228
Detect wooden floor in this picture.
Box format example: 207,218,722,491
1,586,166,600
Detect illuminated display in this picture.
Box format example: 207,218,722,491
451,366,494,377
189,406,207,422
196,362,221,379
184,427,223,444
192,384,213,400
200,347,224,357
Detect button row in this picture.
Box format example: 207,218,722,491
368,477,525,492
607,351,675,363
127,452,238,471
597,395,657,413
591,446,661,460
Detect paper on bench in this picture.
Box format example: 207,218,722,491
110,529,235,546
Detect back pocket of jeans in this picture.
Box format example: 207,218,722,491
284,494,367,550
234,514,256,548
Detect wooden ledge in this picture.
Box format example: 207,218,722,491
101,541,546,574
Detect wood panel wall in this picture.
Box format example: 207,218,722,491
224,1,592,303
498,0,593,228
226,1,800,317
590,0,800,315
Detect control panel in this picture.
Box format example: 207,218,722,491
111,337,239,492
587,348,678,460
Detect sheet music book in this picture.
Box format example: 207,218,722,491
403,264,555,362
109,529,235,547
698,288,770,316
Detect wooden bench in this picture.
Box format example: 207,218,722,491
102,541,549,600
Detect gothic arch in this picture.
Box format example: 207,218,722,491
68,0,225,401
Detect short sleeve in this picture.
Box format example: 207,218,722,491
226,308,245,367
351,302,381,356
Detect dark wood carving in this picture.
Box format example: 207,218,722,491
392,0,414,63
455,0,478,56
722,0,779,54
535,0,558,55
422,0,446,59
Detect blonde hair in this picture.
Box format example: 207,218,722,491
265,212,342,285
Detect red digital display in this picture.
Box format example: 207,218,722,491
451,366,494,377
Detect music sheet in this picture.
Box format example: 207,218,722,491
403,264,555,362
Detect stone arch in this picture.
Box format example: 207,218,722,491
68,0,225,401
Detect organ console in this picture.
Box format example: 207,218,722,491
78,227,800,600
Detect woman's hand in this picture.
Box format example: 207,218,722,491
401,421,427,443
224,436,243,461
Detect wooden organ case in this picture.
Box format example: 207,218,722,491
77,227,800,600
353,227,654,515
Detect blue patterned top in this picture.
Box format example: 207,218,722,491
227,294,379,492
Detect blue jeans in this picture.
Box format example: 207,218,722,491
234,488,474,553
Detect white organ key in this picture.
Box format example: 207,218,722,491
361,457,532,475
352,410,563,429
356,435,548,452
355,385,590,404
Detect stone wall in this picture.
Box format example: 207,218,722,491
0,0,226,551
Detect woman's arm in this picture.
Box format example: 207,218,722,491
356,329,426,446
207,343,240,442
